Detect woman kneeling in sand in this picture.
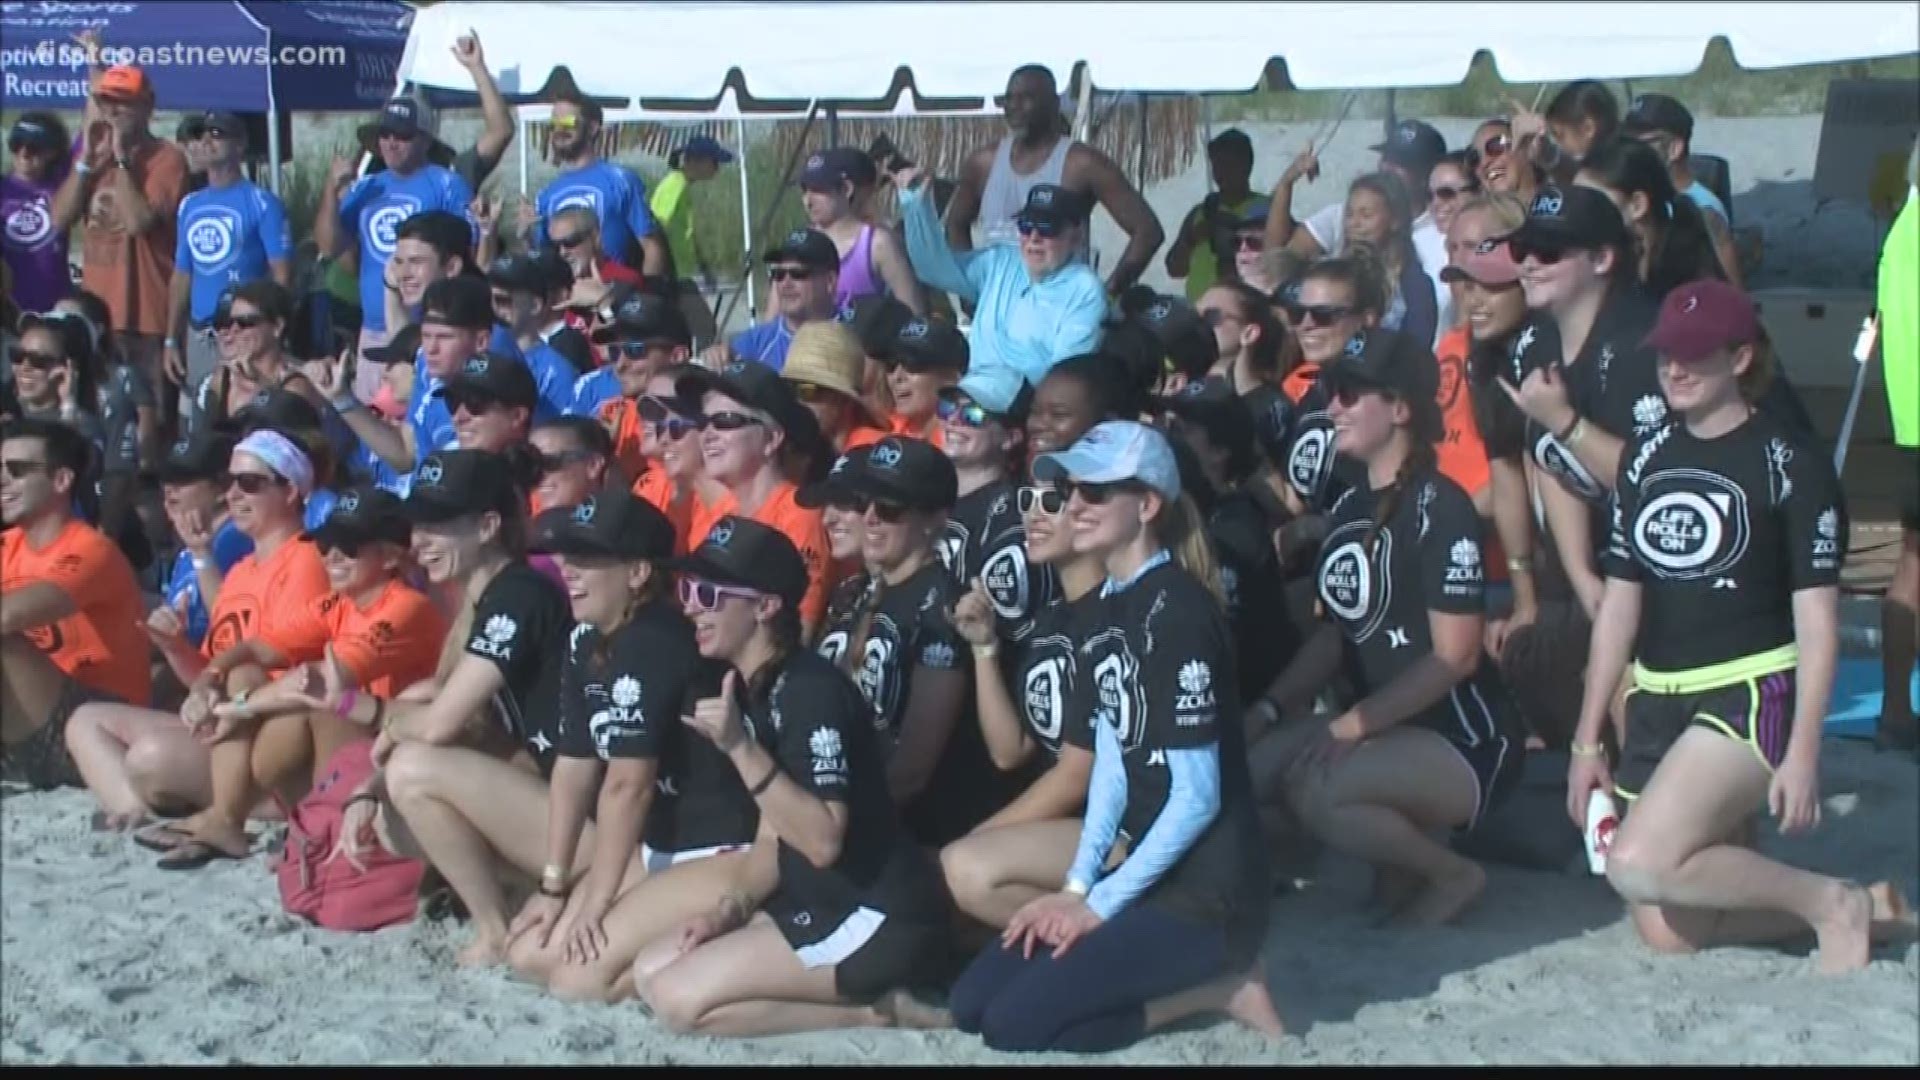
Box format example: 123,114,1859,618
1567,282,1915,971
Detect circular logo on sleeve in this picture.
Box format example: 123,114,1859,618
4,200,53,247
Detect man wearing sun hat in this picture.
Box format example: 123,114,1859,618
51,62,189,430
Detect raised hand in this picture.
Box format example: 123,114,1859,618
685,670,747,752
946,577,997,648
451,29,486,71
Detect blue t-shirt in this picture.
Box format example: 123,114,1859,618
1683,179,1730,225
522,340,581,420
535,161,655,267
339,165,475,333
407,364,457,468
174,180,294,325
164,520,253,646
487,323,522,361
729,318,798,372
303,489,341,533
570,365,619,418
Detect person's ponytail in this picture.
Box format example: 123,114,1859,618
1158,492,1227,609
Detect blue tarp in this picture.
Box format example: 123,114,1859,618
0,0,412,113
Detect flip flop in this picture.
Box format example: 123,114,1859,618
131,822,195,853
155,840,247,871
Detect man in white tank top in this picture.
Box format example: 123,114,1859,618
945,65,1164,299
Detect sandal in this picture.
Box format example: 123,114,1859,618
155,840,248,871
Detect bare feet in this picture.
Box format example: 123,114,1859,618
1395,862,1488,928
456,932,509,968
1367,867,1424,925
1812,882,1873,974
874,987,952,1031
1225,972,1287,1039
1867,881,1919,943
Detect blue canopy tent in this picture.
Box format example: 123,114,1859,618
0,0,419,189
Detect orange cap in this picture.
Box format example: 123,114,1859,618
96,65,152,101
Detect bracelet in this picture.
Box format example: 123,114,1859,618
1554,413,1583,444
540,863,567,889
746,762,780,797
163,337,179,349
1570,741,1606,759
538,876,570,899
191,555,211,571
335,688,359,720
1063,878,1090,897
971,643,999,660
1506,556,1534,573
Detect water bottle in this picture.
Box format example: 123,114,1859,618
1584,788,1619,876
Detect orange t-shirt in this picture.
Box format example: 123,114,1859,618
1,519,150,705
81,137,190,337
204,537,331,667
886,414,945,449
597,396,648,482
693,481,830,628
258,579,448,699
842,424,889,451
632,467,697,555
1281,364,1320,404
1433,328,1492,499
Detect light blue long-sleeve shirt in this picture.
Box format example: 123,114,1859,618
898,184,1107,390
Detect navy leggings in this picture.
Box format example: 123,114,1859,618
948,902,1231,1053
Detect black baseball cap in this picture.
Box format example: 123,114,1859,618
672,515,811,611
365,324,422,366
799,147,872,192
591,290,691,348
7,113,65,154
154,427,237,485
1371,119,1448,175
763,228,840,270
304,484,413,549
845,294,914,357
843,435,957,512
1321,328,1444,440
677,358,812,438
1158,379,1256,477
532,485,677,560
795,445,872,510
402,449,522,524
885,316,969,374
1016,184,1092,228
435,351,539,413
236,387,324,435
375,96,430,140
1621,94,1695,141
180,110,247,144
487,250,568,296
1132,293,1218,380
1509,185,1632,253
421,276,494,331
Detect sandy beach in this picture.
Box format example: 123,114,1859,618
3,737,1914,1065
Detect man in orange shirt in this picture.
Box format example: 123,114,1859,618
782,321,888,452
48,65,189,432
591,292,694,481
1,420,150,790
154,485,448,869
676,360,833,630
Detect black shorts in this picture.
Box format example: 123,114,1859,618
1446,728,1522,830
1615,655,1797,801
2,678,113,791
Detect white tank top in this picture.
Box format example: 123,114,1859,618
976,134,1080,252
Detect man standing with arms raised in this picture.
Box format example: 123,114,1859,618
944,65,1164,299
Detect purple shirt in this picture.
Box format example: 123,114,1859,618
2,168,72,314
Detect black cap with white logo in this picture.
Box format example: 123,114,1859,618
672,516,811,611
305,484,413,548
843,436,957,512
886,316,969,373
532,485,677,560
402,449,522,524
434,351,539,413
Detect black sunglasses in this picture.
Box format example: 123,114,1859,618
317,537,365,559
612,341,661,361
229,471,285,495
1234,234,1265,251
1062,478,1150,505
828,492,910,522
535,449,596,475
768,266,814,283
1016,485,1066,516
1283,302,1355,327
1429,185,1469,202
695,411,766,432
215,313,267,331
448,393,504,416
1507,239,1570,266
1014,217,1063,239
10,350,61,370
551,232,588,249
2,459,49,479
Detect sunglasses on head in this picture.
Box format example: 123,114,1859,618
1234,234,1265,252
1016,484,1066,516
828,492,911,522
1283,302,1355,327
936,397,990,428
551,232,588,249
2,458,49,480
215,313,266,331
229,471,285,495
768,265,814,283
696,410,766,433
1062,478,1150,505
678,576,764,613
1014,217,1063,239
10,350,60,370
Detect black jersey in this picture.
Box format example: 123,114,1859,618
938,480,1057,646
1010,593,1094,759
463,562,574,773
1508,287,1668,508
1279,376,1365,514
1317,469,1519,752
815,561,969,741
814,572,875,669
743,651,949,951
1209,489,1298,701
1604,414,1846,672
1068,558,1270,958
556,600,756,854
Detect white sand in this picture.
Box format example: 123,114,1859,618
2,737,1915,1065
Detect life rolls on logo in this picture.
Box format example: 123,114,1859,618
1316,522,1393,642
1286,414,1334,496
1021,649,1071,745
365,195,423,257
186,207,239,269
1630,469,1751,579
4,199,53,248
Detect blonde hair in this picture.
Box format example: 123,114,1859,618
1160,493,1227,609
1453,191,1528,239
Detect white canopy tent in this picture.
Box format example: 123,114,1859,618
398,1,1919,101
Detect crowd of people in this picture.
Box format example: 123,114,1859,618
3,36,1918,1052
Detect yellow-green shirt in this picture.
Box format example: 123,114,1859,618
1182,194,1263,301
648,169,700,282
1881,186,1918,448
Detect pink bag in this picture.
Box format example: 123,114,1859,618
275,740,424,932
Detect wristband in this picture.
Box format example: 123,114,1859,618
76,160,93,176
191,555,211,571
1554,413,1582,444
332,394,364,415
1570,741,1606,759
746,762,780,797
1506,556,1534,573
971,643,1000,660
163,337,179,349
335,688,360,720
1064,878,1090,897
541,863,567,887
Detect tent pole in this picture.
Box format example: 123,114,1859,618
712,100,822,335
1073,64,1094,145
737,116,754,318
1200,93,1214,195
826,105,839,146
518,111,529,196
1136,93,1149,192
267,106,282,195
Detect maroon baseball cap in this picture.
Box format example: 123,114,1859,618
1643,279,1760,363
